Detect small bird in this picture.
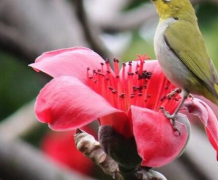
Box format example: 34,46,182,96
152,0,218,120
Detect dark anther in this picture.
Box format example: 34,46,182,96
116,75,119,79
119,93,125,98
144,99,147,102
138,71,152,80
161,96,166,101
94,80,97,83
174,98,179,101
87,67,90,70
128,61,132,65
128,72,134,76
133,86,138,91
107,70,111,73
112,90,117,94
106,77,109,80
97,69,101,72
165,85,168,89
89,77,93,79
109,87,113,90
176,89,182,93
122,63,126,66
135,71,139,74
105,58,109,63
93,70,96,73
100,62,104,66
137,86,143,91
138,93,143,96
143,71,152,79
113,58,119,63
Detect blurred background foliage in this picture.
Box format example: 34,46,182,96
2,0,218,123
0,0,218,179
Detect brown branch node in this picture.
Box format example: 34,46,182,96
74,129,167,180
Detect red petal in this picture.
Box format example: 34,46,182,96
184,98,218,158
35,76,126,130
131,105,188,167
99,113,133,138
29,47,108,82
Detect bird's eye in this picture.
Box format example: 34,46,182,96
163,0,171,2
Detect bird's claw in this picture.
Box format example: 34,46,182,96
160,107,181,136
166,88,181,100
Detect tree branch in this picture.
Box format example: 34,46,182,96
0,138,95,180
75,129,167,180
0,0,88,63
72,0,111,59
0,101,38,140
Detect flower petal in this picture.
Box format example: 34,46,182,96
131,105,189,167
184,98,218,159
35,76,126,130
29,47,109,82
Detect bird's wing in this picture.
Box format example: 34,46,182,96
164,20,218,95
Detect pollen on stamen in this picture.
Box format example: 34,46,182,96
112,90,117,94
119,93,125,98
174,97,180,101
133,86,137,91
167,96,172,100
138,93,143,97
161,96,166,101
128,72,134,76
138,86,143,91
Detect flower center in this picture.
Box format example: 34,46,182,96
86,56,181,113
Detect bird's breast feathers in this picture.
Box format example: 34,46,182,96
154,18,201,91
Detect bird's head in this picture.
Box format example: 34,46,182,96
151,0,196,21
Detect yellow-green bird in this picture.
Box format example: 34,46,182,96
152,0,218,119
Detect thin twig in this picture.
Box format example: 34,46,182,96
72,0,112,60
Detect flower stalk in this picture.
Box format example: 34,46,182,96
75,129,167,180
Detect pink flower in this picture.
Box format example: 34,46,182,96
41,126,95,175
30,47,218,167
